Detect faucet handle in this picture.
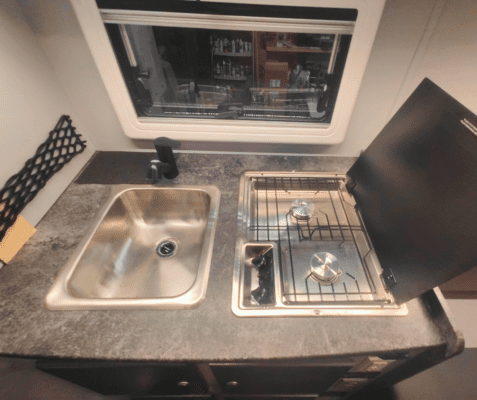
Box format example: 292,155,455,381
154,137,181,151
153,137,180,179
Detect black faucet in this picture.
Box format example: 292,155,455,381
147,137,180,182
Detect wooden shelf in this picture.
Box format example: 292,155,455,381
214,75,247,81
266,46,330,54
213,51,252,57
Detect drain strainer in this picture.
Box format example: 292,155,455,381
156,239,178,258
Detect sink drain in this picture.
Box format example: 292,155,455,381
156,240,178,258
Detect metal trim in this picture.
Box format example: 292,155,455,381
231,171,408,317
118,24,137,67
461,118,477,136
327,34,341,74
101,9,355,34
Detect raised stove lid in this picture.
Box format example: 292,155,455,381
346,78,477,305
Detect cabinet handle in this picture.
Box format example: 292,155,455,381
178,381,190,387
227,381,239,387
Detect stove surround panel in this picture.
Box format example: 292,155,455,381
232,172,408,317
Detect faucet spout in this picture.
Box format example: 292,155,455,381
147,137,180,182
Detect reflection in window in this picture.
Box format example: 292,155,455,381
108,24,352,124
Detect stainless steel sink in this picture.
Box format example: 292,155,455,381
46,185,220,310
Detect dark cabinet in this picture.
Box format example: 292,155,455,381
36,360,208,396
132,397,211,400
36,359,363,398
224,398,318,400
211,364,352,395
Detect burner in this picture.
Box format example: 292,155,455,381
290,199,315,221
309,252,342,285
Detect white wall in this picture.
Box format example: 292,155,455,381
14,0,477,158
17,0,442,156
0,1,94,230
326,0,441,155
391,0,477,116
17,0,136,151
336,0,477,156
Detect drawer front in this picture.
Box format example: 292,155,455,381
132,397,212,400
224,397,319,400
36,361,208,396
211,365,351,395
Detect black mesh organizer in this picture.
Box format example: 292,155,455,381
0,115,87,243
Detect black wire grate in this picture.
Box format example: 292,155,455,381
0,115,87,242
250,177,379,303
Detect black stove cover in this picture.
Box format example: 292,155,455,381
347,78,477,305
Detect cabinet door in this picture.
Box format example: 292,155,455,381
211,364,351,395
36,360,208,396
224,397,319,400
132,397,211,400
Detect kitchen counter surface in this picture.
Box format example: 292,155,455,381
0,152,455,362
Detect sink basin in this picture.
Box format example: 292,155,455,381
46,185,220,310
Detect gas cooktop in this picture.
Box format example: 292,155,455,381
232,172,408,317
232,79,477,317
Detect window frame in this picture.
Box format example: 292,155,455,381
71,0,385,144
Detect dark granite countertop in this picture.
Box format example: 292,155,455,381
0,152,452,362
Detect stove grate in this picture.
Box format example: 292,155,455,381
248,177,381,304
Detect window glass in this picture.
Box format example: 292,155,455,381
105,17,353,123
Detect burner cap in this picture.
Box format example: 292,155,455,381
309,252,342,285
290,199,315,221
